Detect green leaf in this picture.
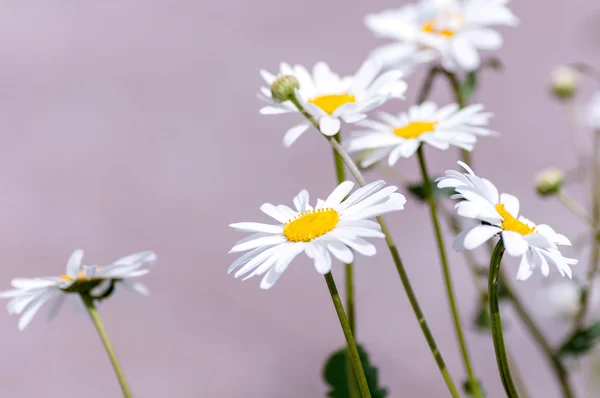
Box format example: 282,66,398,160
323,344,388,398
473,304,491,332
463,379,487,398
407,179,455,202
558,321,600,358
459,58,503,101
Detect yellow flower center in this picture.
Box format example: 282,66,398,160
393,121,437,139
495,204,535,235
283,208,340,243
309,94,356,115
59,271,87,281
421,13,463,38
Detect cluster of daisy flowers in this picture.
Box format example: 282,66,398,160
0,249,156,330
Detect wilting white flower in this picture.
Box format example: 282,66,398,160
585,92,600,130
365,0,518,72
345,101,493,167
438,162,576,280
228,180,406,289
0,250,156,330
258,59,407,146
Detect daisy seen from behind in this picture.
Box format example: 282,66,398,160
365,0,518,71
258,58,407,146
0,249,156,330
345,101,494,167
437,161,576,280
228,180,406,289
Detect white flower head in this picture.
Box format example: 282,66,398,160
535,278,599,321
585,92,600,130
228,180,406,289
0,249,156,330
258,59,407,146
437,162,577,280
345,101,494,167
365,0,518,72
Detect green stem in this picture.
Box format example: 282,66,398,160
575,130,600,330
442,70,471,165
501,275,575,398
557,191,597,230
288,94,460,397
80,292,132,398
416,146,482,398
488,240,519,398
324,272,371,398
332,132,359,398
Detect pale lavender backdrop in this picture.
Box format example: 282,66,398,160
0,1,599,397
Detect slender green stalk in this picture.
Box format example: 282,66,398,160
442,70,471,165
575,130,600,330
331,132,359,398
324,273,371,398
416,146,482,398
80,292,132,398
557,191,596,229
488,240,519,398
288,94,460,397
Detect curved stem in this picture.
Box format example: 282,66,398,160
488,240,519,398
324,272,371,398
417,146,482,398
288,95,460,397
80,292,132,398
331,132,359,398
557,191,597,230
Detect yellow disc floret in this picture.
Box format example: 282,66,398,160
283,208,340,242
309,94,356,115
495,204,535,235
393,121,437,139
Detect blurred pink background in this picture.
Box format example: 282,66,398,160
0,0,599,397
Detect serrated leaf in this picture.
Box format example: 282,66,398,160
558,321,600,358
407,179,455,202
463,379,486,398
323,344,388,398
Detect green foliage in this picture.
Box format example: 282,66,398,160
463,379,487,398
473,304,491,332
323,344,388,398
407,179,455,202
460,58,503,101
558,321,600,358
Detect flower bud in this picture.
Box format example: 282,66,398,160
550,66,578,100
535,168,565,196
270,75,300,103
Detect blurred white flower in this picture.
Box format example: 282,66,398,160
365,0,518,72
585,92,600,130
345,101,494,167
258,59,407,145
536,278,599,321
228,180,406,289
0,249,156,330
438,161,577,280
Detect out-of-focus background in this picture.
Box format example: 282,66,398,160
0,1,599,397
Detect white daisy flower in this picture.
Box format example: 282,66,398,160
0,249,156,330
228,180,406,289
584,92,600,130
258,59,407,146
345,101,493,167
437,161,577,280
365,0,518,72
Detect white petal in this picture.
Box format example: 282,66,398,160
451,37,480,71
502,231,530,256
319,116,342,136
283,124,310,147
326,241,354,264
260,106,291,115
311,242,332,274
66,249,84,279
274,243,305,273
121,280,150,296
293,189,310,213
260,203,291,223
462,28,503,50
500,193,520,217
229,222,283,234
351,57,381,93
325,181,355,208
19,291,52,331
228,235,287,253
516,252,534,281
339,237,377,256
260,268,284,290
454,225,500,251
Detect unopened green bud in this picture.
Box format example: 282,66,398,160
535,168,565,196
270,75,299,103
550,66,578,100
